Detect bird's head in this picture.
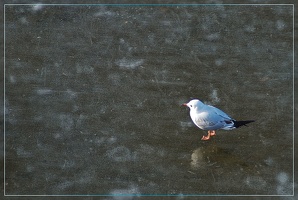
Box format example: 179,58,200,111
182,99,204,110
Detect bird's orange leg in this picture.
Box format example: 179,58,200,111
201,130,216,141
209,130,216,136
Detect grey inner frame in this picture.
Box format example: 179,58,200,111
4,4,294,196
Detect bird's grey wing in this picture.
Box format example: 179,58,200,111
193,111,226,130
207,105,233,120
193,106,234,130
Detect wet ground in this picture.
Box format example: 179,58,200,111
3,2,296,198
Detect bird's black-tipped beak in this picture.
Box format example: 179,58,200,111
181,103,188,107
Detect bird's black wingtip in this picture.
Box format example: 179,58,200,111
234,120,255,128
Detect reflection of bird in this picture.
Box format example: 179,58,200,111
191,148,204,169
182,99,254,140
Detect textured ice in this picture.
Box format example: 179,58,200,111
59,114,74,131
214,58,224,66
31,4,44,11
16,146,33,158
277,172,289,185
245,176,267,190
5,4,293,195
36,88,53,95
276,172,292,195
209,89,220,103
276,20,286,31
106,146,135,162
76,64,94,74
110,185,140,199
115,58,144,69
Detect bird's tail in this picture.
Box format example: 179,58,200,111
233,120,255,128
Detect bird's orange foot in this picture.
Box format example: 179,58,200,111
201,135,211,140
201,130,216,141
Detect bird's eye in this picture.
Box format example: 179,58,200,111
190,105,193,107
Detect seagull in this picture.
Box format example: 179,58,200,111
182,99,254,140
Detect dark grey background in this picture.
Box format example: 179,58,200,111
3,2,295,197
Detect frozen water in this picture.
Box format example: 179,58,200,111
4,4,294,196
115,58,144,69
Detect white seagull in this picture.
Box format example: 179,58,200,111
182,99,254,140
